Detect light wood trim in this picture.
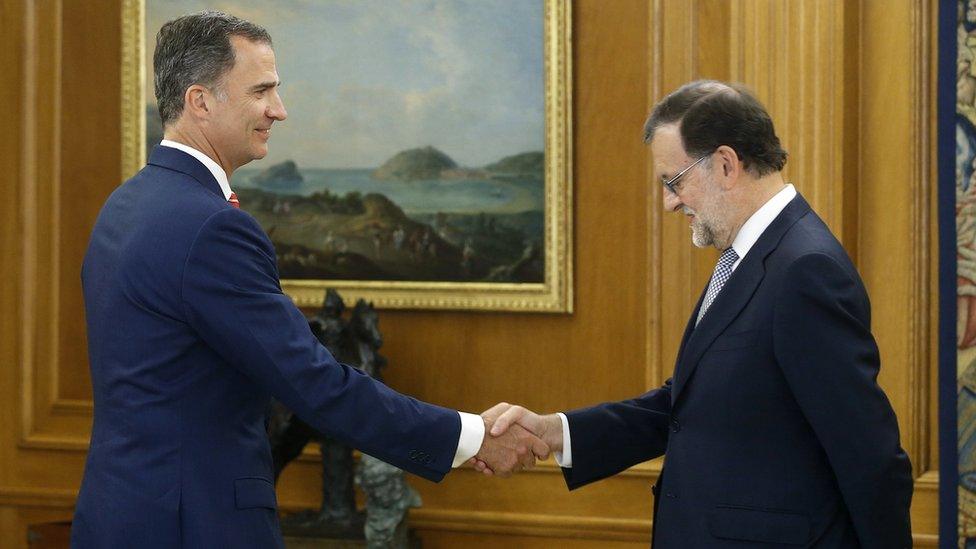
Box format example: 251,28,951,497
858,0,936,482
0,487,75,509
17,435,89,453
19,0,65,448
916,470,940,491
18,0,40,448
1,0,28,504
905,0,936,476
645,0,664,392
926,0,942,474
49,400,93,415
408,509,650,542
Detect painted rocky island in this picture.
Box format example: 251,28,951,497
233,146,545,283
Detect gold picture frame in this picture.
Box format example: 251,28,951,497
121,0,572,313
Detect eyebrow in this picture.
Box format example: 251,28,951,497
249,80,281,92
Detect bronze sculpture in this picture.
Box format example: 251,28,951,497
269,289,420,548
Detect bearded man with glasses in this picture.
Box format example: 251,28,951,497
481,80,914,548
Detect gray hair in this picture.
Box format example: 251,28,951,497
643,80,787,177
153,10,271,127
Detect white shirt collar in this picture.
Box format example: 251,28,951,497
729,184,797,270
159,139,233,200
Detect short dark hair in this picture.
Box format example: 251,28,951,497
643,80,787,177
153,10,272,127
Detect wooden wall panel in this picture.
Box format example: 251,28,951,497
859,0,940,537
1,4,31,547
0,0,27,468
650,0,724,397
57,0,120,403
728,0,859,248
0,0,942,546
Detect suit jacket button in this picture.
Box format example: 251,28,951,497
670,418,680,433
666,492,676,499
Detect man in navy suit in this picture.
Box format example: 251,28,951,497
483,81,913,547
72,11,547,548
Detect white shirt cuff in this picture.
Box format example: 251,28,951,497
452,411,486,467
553,412,572,468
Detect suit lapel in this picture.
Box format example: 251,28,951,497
670,194,812,406
147,145,225,200
673,285,707,372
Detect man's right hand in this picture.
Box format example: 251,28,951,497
490,403,563,451
474,415,550,478
470,403,562,476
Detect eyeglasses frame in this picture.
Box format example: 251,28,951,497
661,153,711,195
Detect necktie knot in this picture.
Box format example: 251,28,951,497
228,192,240,209
697,247,739,325
717,246,739,268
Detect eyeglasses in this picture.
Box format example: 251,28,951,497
661,154,710,195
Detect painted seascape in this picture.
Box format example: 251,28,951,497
146,0,545,283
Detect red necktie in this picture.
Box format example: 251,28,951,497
228,192,241,209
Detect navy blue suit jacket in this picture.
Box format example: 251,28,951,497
562,195,913,548
72,146,460,548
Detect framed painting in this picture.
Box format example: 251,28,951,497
121,0,572,312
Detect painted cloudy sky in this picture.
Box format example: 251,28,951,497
145,0,544,169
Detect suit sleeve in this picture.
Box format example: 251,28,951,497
773,253,913,548
561,379,672,489
179,208,460,482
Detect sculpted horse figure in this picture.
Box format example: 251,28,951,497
309,298,388,529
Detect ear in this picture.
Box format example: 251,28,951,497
713,145,742,189
183,84,213,121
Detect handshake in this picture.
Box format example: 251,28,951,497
468,403,563,477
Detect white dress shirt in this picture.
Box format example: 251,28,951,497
727,184,797,272
160,140,234,200
555,184,797,468
157,140,485,468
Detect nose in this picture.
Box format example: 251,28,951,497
268,89,287,121
662,187,682,212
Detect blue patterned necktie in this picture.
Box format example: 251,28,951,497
696,247,739,325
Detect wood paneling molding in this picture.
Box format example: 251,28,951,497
0,488,76,509
409,509,650,542
858,0,937,482
15,0,94,453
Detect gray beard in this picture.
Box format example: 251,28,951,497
684,171,731,249
691,217,715,248
690,207,733,249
